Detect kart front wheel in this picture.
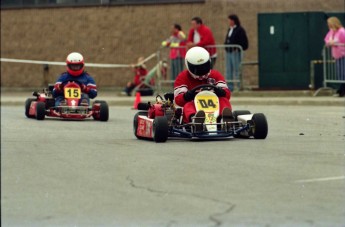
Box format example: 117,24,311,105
99,102,109,121
25,98,36,118
251,113,268,139
153,116,168,143
35,102,46,120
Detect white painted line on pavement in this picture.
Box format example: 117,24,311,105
295,176,345,183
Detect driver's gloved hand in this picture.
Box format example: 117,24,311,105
183,90,196,102
81,84,89,93
54,83,63,92
214,87,226,97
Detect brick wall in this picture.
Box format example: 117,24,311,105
1,0,343,88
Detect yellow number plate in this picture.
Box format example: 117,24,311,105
195,95,219,112
64,88,81,99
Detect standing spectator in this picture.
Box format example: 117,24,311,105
324,16,345,97
224,14,248,91
186,17,217,68
161,24,187,80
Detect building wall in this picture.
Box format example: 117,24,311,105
1,0,343,88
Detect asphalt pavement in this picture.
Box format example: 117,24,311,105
2,105,345,226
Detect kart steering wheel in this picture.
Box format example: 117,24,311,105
189,84,218,94
62,80,84,87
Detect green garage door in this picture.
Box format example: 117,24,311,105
259,12,328,89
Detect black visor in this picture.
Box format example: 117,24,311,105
68,64,84,71
187,60,211,76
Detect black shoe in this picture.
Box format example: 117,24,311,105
222,107,234,131
60,99,67,106
222,107,234,123
80,99,89,106
192,110,205,132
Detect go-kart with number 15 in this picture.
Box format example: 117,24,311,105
25,81,109,121
133,84,268,143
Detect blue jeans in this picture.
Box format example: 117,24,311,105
171,58,184,80
55,93,90,106
336,57,345,96
225,51,242,91
336,57,345,81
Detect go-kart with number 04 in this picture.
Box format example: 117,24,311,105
25,81,109,121
133,84,268,142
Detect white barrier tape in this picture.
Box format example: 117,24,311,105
1,58,65,66
0,56,156,68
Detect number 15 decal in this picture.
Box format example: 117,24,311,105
64,88,81,99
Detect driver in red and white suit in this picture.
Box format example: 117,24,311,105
174,46,233,127
52,52,97,106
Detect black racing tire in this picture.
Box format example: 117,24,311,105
153,116,169,143
99,102,109,121
252,113,268,139
233,110,251,120
35,102,46,120
25,98,36,118
133,111,148,139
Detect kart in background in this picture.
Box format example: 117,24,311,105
133,84,268,142
25,81,109,121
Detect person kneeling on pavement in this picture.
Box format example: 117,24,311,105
173,46,233,131
52,52,97,106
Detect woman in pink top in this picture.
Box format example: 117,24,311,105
324,17,345,97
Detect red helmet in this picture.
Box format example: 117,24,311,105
66,52,85,76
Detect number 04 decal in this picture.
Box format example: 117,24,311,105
199,99,216,108
196,96,218,111
64,88,81,99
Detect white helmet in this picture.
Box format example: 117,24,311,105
66,52,84,77
185,46,211,80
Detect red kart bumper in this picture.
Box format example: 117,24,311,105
136,115,154,138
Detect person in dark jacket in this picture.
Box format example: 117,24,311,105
224,14,248,91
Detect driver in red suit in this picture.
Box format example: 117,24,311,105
52,52,97,106
174,46,233,130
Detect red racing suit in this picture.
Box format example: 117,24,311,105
174,69,232,123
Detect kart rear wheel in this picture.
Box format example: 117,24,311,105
35,102,46,120
153,116,168,143
233,110,251,120
99,102,109,121
25,98,36,118
252,113,268,139
133,111,148,139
